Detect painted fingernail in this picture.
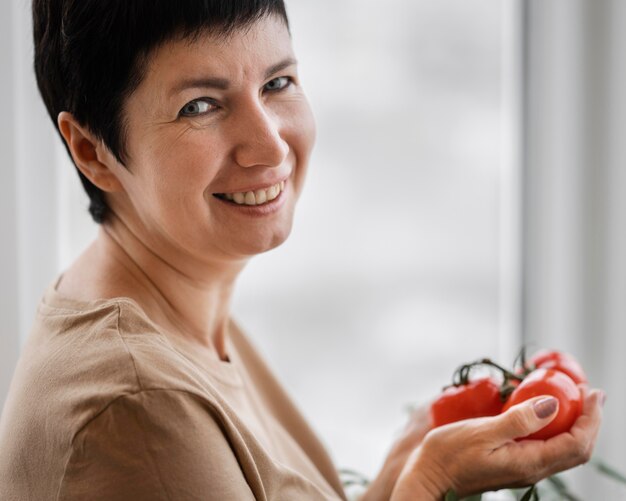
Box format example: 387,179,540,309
534,397,558,418
600,392,607,407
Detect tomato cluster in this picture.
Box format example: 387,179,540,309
430,350,585,440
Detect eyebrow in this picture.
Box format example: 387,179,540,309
169,57,298,96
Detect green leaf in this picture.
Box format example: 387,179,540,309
442,489,482,500
338,467,371,488
545,475,567,490
520,485,537,501
341,479,369,488
591,457,626,485
444,489,460,501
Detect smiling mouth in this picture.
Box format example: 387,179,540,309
214,180,286,206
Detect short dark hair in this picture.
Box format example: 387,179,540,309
32,0,290,223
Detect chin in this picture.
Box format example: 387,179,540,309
231,221,294,257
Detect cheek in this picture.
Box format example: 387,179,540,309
297,100,317,154
131,135,220,217
285,101,316,187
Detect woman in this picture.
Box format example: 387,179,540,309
0,1,604,500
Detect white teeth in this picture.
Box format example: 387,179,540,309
244,191,256,205
221,180,286,206
267,185,278,201
255,189,267,204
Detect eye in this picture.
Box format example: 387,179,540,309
264,76,292,92
179,98,217,118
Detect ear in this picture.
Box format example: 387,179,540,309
57,111,124,193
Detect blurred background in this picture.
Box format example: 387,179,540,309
1,0,624,498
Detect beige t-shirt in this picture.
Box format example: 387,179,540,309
0,279,347,501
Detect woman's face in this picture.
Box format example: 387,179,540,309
109,15,316,263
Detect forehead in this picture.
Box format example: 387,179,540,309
141,15,294,93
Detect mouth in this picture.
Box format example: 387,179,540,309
213,180,286,207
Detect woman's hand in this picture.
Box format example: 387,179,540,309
359,403,433,501
389,387,604,500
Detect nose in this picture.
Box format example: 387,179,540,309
232,102,289,169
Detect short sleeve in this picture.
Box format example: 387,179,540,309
57,389,256,501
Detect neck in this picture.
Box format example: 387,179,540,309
95,215,248,360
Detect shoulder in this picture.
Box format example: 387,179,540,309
12,298,214,436
58,388,256,500
36,298,194,391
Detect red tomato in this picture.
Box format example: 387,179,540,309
502,368,582,440
431,378,503,428
528,349,588,384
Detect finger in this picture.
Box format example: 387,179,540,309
488,395,559,442
562,388,604,447
396,401,433,445
408,404,433,434
562,389,604,455
583,388,605,415
527,389,605,475
396,401,433,438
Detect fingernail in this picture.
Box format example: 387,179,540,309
534,397,558,418
600,391,607,407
